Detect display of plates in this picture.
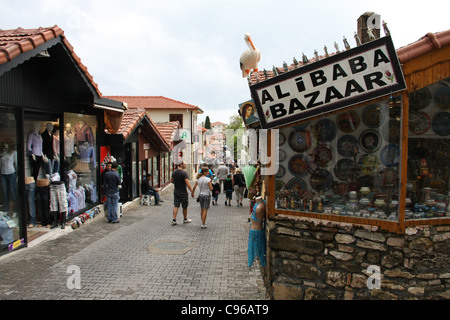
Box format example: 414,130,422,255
380,144,400,167
359,129,382,153
288,154,310,177
279,149,286,162
409,87,432,110
358,154,381,176
336,110,360,133
276,165,286,179
293,122,310,130
313,144,332,166
286,177,307,192
279,132,286,146
314,118,337,142
432,112,450,136
409,110,430,135
334,159,359,182
275,179,286,192
288,129,312,152
362,104,386,128
309,169,333,192
337,135,358,158
381,119,401,143
434,85,450,110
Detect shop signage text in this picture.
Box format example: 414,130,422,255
250,36,406,129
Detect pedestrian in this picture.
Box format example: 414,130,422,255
248,195,266,268
216,162,229,193
171,162,194,226
223,173,233,206
211,176,220,205
233,167,246,207
192,167,213,229
141,174,162,205
103,161,121,223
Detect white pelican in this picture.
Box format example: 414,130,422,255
239,33,261,78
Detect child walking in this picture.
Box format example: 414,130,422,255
212,176,220,205
223,173,234,206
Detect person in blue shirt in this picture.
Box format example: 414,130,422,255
103,162,122,223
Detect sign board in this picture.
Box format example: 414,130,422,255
250,36,406,129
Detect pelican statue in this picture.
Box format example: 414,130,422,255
240,33,261,78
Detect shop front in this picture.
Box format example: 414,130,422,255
0,26,124,254
245,23,450,299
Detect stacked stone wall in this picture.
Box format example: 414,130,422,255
265,214,450,300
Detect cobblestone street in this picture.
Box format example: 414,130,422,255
0,189,268,301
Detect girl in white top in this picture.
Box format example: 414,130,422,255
192,167,213,229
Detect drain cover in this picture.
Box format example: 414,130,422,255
147,240,193,255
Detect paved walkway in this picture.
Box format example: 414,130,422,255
0,187,268,300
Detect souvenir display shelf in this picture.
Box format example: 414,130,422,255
272,79,450,228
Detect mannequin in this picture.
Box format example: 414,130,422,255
52,128,60,174
0,139,18,214
248,195,266,268
41,122,54,175
64,123,75,162
27,123,43,182
74,120,94,146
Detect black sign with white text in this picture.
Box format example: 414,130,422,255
250,36,406,129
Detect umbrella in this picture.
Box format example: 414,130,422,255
242,165,257,189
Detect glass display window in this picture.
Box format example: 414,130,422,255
0,108,21,250
274,96,402,221
64,113,98,216
406,79,450,220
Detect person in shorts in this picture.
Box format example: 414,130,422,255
223,173,234,206
171,162,194,225
192,167,213,229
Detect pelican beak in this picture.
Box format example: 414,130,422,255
248,37,256,50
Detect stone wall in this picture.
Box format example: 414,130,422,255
264,214,450,300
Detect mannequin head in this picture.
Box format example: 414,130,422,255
46,122,53,132
65,123,72,133
33,122,42,133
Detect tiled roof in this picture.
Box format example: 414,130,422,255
211,121,226,126
105,96,203,113
248,29,450,86
0,25,102,97
110,108,169,150
155,121,181,145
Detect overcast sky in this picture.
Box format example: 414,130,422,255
1,0,448,124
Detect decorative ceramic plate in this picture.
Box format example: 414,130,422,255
409,110,430,135
288,154,310,177
336,110,360,133
358,154,381,176
432,112,450,136
337,135,358,158
275,179,286,192
381,119,401,143
380,144,400,167
279,132,286,146
362,104,386,128
314,118,337,142
276,165,286,179
434,85,450,110
409,87,432,110
279,149,286,162
359,129,382,153
286,177,307,192
309,169,333,192
313,144,332,166
334,159,359,182
288,129,311,152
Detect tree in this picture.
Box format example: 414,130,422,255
225,114,245,163
204,116,211,129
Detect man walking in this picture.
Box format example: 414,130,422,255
103,162,121,223
216,162,229,193
171,162,193,225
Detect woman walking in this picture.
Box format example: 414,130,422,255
233,168,246,206
192,167,213,229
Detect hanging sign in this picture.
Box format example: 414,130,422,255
250,36,406,129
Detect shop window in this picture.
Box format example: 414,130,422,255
275,96,401,221
0,109,21,249
64,113,98,216
406,79,450,219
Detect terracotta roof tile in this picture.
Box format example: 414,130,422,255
155,121,181,145
0,25,102,96
105,96,203,113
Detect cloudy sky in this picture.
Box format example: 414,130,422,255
1,0,448,124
